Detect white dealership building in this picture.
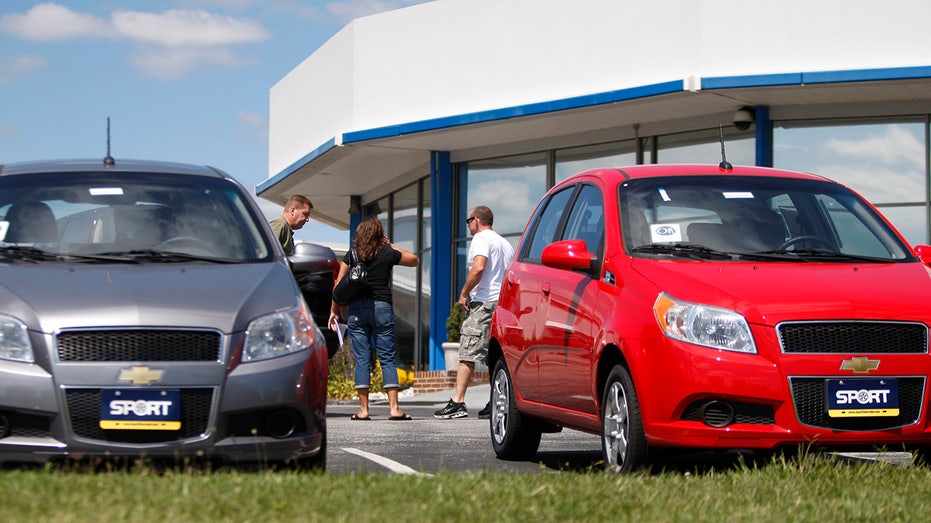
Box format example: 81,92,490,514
260,0,931,371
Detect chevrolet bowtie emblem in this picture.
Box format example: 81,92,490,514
117,366,164,385
839,357,880,374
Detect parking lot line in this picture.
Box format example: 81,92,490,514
341,447,433,476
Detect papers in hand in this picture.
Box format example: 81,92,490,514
328,316,348,348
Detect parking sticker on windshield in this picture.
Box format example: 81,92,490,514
650,223,682,243
723,191,755,199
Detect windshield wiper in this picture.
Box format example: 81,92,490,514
755,248,891,263
92,249,236,264
0,245,65,263
631,243,733,260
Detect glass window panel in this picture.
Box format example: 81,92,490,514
418,248,432,370
421,177,431,251
774,121,926,206
658,129,755,166
556,141,637,182
561,184,604,253
525,186,575,260
875,205,929,247
466,152,547,236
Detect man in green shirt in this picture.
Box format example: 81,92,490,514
269,194,313,255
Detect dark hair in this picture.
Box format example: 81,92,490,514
353,216,387,261
471,205,494,226
286,194,313,210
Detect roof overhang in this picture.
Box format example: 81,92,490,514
258,67,931,229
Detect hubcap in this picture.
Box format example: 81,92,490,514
603,381,629,470
491,368,509,444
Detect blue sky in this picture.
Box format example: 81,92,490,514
0,1,430,246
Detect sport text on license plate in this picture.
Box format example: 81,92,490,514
99,389,182,430
827,378,899,418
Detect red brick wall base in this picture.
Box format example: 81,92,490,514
411,370,490,394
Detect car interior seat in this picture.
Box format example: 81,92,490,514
4,201,58,244
686,222,735,251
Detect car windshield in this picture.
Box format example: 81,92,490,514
619,175,913,262
0,170,272,263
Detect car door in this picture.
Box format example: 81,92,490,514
535,183,604,414
503,186,576,402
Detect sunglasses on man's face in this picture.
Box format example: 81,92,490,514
466,217,476,225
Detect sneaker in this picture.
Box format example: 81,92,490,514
434,399,468,419
478,401,491,419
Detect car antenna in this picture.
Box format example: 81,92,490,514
104,117,115,166
718,123,732,172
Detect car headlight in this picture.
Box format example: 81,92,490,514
653,293,756,354
0,315,33,363
243,299,316,362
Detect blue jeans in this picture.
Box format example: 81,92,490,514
346,300,399,389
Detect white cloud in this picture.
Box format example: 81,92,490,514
130,46,245,78
0,3,112,42
823,125,925,171
111,9,269,47
0,51,47,85
237,110,269,140
0,3,268,79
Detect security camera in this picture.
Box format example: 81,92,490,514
733,107,754,131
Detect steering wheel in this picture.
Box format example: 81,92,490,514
156,236,215,253
778,235,834,251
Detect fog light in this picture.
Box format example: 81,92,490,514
700,401,735,428
265,410,297,439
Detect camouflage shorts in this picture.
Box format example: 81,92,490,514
458,300,497,364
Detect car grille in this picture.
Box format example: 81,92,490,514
65,388,214,443
57,330,222,362
790,377,924,431
778,321,928,354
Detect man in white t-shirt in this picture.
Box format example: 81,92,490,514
435,205,515,419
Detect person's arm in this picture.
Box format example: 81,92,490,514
458,254,487,310
391,243,420,267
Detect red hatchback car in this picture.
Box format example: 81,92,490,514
487,163,931,472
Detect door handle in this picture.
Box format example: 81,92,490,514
542,282,551,296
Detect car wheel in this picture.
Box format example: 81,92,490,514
601,365,648,473
490,358,542,460
293,433,327,472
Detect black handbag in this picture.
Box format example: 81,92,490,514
332,249,368,306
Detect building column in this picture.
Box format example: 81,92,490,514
430,151,453,370
755,105,773,167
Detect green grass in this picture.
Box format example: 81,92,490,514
3,454,931,522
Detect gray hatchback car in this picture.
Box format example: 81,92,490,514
0,158,327,467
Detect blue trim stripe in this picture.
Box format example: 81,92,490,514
265,65,931,186
256,137,336,195
343,79,685,144
703,65,931,90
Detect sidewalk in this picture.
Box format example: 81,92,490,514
345,382,491,410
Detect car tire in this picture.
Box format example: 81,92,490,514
601,364,648,472
294,433,327,472
490,358,542,461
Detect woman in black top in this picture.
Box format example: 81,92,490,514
330,216,419,420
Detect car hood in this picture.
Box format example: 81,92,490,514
0,262,298,333
629,259,931,325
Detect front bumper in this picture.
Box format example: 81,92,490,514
0,333,327,464
638,335,931,450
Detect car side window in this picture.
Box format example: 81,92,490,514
525,186,575,261
562,184,604,253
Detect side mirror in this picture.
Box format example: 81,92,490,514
915,245,931,267
541,239,596,272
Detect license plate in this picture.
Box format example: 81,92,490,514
99,389,182,430
826,378,899,418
